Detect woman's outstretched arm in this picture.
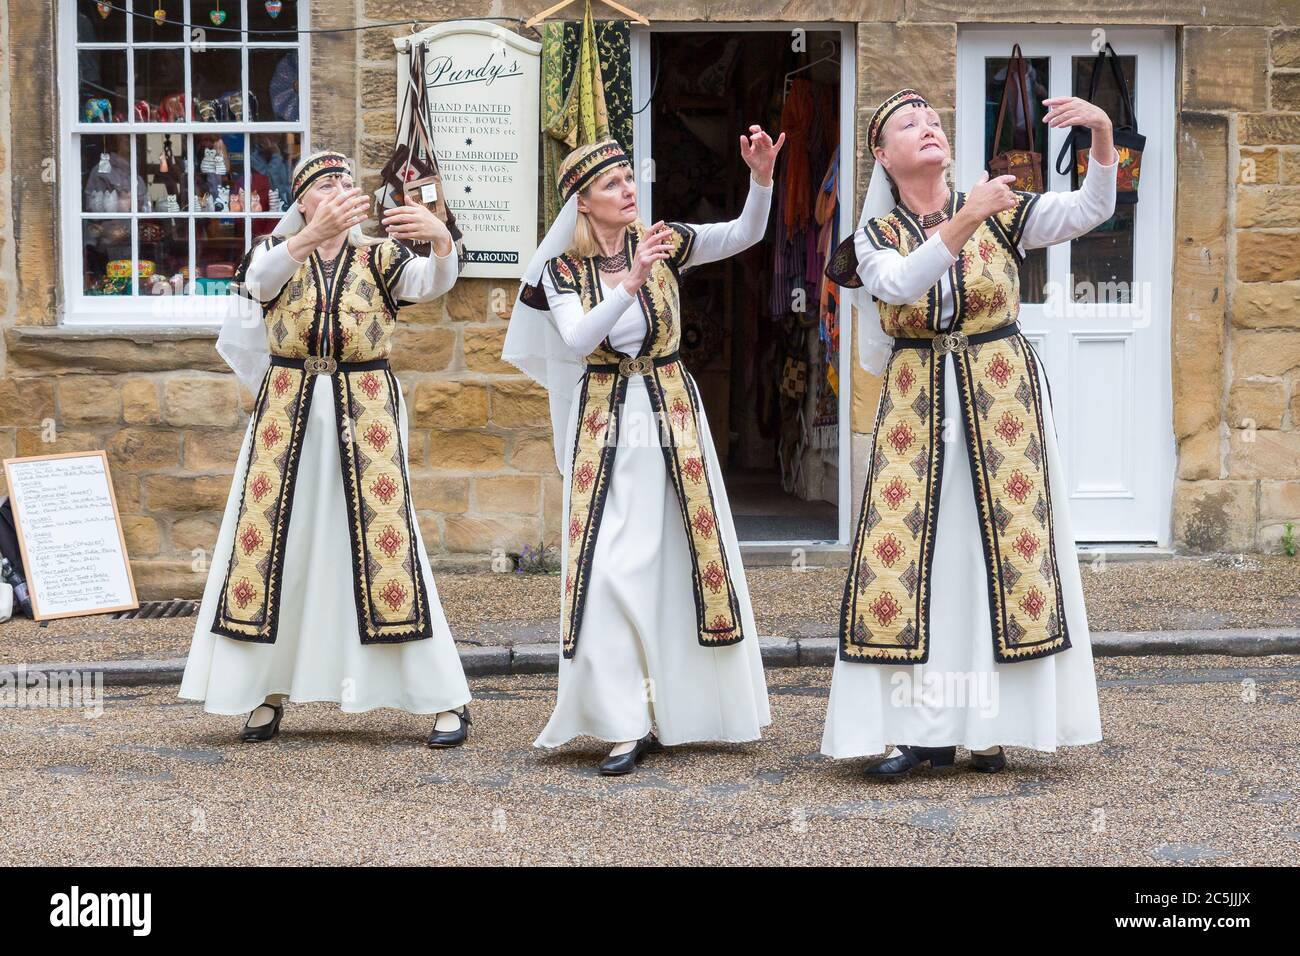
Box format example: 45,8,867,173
1021,95,1118,250
1020,150,1117,250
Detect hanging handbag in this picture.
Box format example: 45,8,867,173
377,41,462,253
987,44,1044,193
1054,42,1144,204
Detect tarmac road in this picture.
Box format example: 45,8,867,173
2,655,1297,866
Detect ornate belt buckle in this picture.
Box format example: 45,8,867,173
931,331,969,356
304,355,337,375
618,355,652,377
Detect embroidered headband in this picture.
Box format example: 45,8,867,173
291,151,353,200
557,139,631,203
867,89,930,153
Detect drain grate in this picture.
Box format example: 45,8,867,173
111,598,200,620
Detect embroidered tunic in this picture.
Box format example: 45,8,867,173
532,177,772,660
826,158,1117,667
208,235,458,646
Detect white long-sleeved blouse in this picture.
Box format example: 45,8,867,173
853,153,1118,369
541,177,774,357
243,237,459,305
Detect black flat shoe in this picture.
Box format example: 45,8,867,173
969,747,1006,773
599,732,664,776
241,702,283,742
863,744,956,778
426,705,470,748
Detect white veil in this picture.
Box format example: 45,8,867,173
500,194,586,476
849,162,900,377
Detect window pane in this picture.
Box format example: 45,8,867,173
195,132,245,212
195,0,242,36
81,134,141,212
137,217,189,295
76,0,127,43
79,49,128,122
134,3,185,43
1069,54,1137,299
133,47,185,123
250,48,299,122
249,132,299,213
195,218,244,293
83,218,134,295
984,55,1049,303
138,132,190,212
248,0,299,43
191,48,243,121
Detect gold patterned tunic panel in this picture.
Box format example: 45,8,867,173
527,220,745,660
827,190,1073,665
209,235,435,646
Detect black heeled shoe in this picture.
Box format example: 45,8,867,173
863,744,956,778
426,705,471,748
599,732,664,776
969,746,1006,773
240,702,284,742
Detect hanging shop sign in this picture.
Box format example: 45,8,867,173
397,22,542,279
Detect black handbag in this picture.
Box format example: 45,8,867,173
1054,42,1145,204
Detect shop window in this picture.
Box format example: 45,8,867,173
63,0,305,320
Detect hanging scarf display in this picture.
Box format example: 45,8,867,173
539,3,634,230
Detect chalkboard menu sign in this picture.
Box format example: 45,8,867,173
3,451,139,620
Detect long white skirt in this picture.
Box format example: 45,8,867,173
179,372,471,717
821,351,1102,757
535,374,771,748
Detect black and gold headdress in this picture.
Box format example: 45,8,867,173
867,89,930,153
291,151,352,200
557,139,630,203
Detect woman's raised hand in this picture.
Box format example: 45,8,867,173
306,187,372,242
622,221,673,295
1043,95,1117,166
383,193,454,256
1042,95,1111,133
964,170,1019,221
740,125,786,187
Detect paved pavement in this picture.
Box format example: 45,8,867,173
3,655,1297,865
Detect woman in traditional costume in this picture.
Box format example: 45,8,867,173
502,131,783,775
821,90,1116,775
180,150,473,748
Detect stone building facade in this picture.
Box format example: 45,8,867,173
0,1,1297,600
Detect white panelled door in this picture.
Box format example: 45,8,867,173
957,27,1175,544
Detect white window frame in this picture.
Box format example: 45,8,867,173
57,0,311,327
632,22,856,547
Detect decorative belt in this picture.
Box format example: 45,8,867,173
586,350,681,377
892,323,1020,355
269,355,391,376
